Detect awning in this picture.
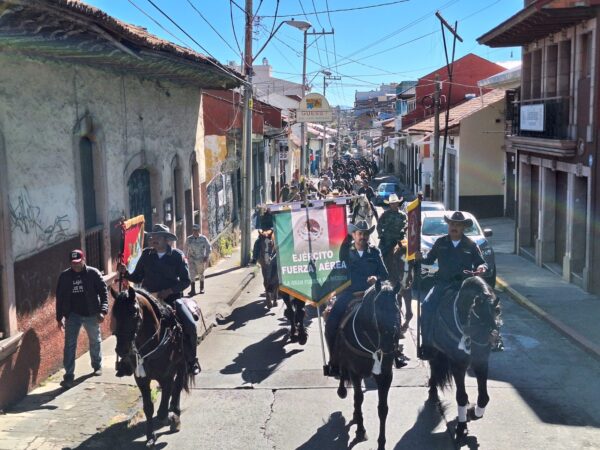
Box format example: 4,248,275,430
477,3,596,48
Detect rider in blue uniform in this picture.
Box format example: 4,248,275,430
324,220,389,376
416,211,488,359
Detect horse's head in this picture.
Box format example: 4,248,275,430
111,286,142,376
458,277,502,346
365,281,401,354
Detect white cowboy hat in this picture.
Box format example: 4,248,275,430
384,193,404,205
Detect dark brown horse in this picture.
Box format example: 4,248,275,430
427,276,502,442
110,286,193,447
334,281,401,450
383,240,413,330
257,230,279,308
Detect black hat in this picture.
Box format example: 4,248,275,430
444,211,473,227
148,223,177,241
348,220,376,234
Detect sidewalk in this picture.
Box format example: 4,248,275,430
480,218,600,362
0,243,258,450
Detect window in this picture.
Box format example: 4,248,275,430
79,137,97,229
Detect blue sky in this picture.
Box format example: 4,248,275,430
85,0,523,106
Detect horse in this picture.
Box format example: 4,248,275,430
427,276,502,442
383,240,414,331
333,281,402,450
256,229,279,308
281,291,308,345
110,286,193,447
351,195,376,229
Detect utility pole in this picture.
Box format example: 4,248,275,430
240,0,253,266
433,74,440,202
336,106,341,157
322,74,341,172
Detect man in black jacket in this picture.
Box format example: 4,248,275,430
119,224,200,375
56,249,108,389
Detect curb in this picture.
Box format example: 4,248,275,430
496,276,600,362
198,266,258,343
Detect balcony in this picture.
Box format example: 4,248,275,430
509,97,576,158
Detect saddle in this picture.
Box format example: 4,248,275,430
149,291,201,322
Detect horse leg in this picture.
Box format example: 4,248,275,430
156,377,173,425
272,286,278,307
136,377,156,446
451,365,469,442
283,296,297,341
401,289,413,330
427,364,439,402
295,300,307,345
351,374,367,441
168,366,185,433
337,376,347,399
375,371,392,450
468,361,490,421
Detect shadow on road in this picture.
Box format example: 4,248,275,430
394,398,453,449
74,418,170,450
220,328,304,384
296,411,351,450
216,298,275,331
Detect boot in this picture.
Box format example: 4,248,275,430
188,283,196,297
394,343,409,368
199,281,205,294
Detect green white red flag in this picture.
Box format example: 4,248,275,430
273,202,350,305
406,198,421,261
121,215,145,272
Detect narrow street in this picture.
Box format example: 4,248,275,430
73,263,600,449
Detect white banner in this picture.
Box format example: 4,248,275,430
520,104,544,132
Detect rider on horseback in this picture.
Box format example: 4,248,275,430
118,224,201,375
377,193,407,270
415,211,488,360
250,208,274,265
325,220,402,377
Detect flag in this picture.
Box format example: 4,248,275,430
122,215,145,272
406,198,421,261
273,203,350,305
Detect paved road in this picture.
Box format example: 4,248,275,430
76,271,600,450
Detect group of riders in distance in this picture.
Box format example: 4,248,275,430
108,154,503,448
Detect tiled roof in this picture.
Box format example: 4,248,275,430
405,89,505,133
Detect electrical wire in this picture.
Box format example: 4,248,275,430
186,0,241,57
229,0,243,54
259,0,410,18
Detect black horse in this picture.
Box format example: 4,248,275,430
427,276,502,442
281,291,308,344
333,281,401,450
110,286,193,447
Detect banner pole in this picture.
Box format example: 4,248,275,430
416,193,423,359
118,216,126,292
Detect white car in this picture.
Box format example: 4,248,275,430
419,211,496,288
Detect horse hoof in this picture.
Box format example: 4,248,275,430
146,434,157,447
288,332,298,343
157,414,169,427
355,429,367,442
455,422,468,442
467,406,483,422
337,385,347,399
169,413,181,432
297,331,308,346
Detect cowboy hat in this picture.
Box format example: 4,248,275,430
384,193,404,204
444,211,473,227
148,223,177,241
348,220,376,234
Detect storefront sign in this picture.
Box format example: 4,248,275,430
297,93,333,123
520,104,544,132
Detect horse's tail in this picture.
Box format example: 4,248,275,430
429,352,452,391
180,361,195,394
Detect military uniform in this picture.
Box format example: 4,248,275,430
377,208,407,270
125,246,198,367
420,234,487,350
325,235,389,355
186,233,211,294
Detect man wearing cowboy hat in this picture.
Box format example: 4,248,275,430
185,224,211,296
377,193,407,266
119,223,200,375
324,220,389,377
416,211,488,359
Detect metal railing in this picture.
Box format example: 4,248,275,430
511,96,571,140
85,224,104,272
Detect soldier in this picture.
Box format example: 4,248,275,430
119,224,200,375
324,220,389,377
377,193,407,271
186,224,211,296
415,211,488,359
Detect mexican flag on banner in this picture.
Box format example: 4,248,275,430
273,203,350,305
122,215,145,272
406,198,421,261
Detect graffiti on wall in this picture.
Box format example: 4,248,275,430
9,187,72,252
206,173,234,240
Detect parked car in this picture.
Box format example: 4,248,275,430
419,211,496,289
374,182,400,205
421,201,446,212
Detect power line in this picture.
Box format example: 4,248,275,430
259,0,410,18
127,0,191,48
229,0,243,54
186,0,241,58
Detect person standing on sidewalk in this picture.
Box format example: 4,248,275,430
56,249,108,389
119,224,200,375
185,224,211,296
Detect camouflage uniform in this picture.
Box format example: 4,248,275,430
186,233,211,294
377,209,407,270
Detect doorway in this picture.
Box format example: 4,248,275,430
128,168,153,228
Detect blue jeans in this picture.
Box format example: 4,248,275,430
63,312,102,379
421,282,452,346
175,299,197,362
